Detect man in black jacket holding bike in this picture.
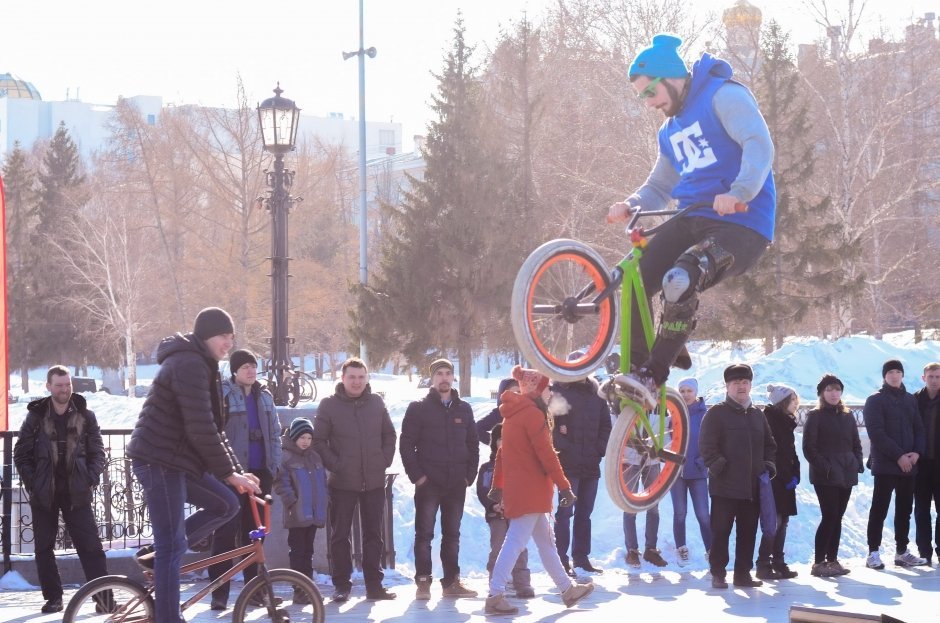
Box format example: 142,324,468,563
14,366,109,614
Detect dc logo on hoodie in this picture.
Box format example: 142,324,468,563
668,121,717,174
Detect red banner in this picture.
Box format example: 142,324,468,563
0,175,8,431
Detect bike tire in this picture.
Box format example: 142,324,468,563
511,239,619,381
63,574,154,623
233,568,324,623
604,387,689,512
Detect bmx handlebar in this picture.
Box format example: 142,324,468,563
247,493,273,536
627,200,747,236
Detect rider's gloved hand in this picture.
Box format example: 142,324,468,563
559,488,577,507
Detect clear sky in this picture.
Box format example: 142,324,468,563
2,0,931,151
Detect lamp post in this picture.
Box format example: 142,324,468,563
257,84,300,407
343,0,376,365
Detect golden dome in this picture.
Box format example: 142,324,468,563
723,0,763,27
0,73,42,100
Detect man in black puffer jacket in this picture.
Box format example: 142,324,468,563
401,358,479,600
914,362,940,564
14,366,108,614
126,307,260,623
550,374,612,575
863,359,927,569
699,363,776,589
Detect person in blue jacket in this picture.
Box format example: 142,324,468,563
606,33,776,409
669,377,711,566
274,417,328,603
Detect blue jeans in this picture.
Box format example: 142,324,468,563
554,476,599,564
670,477,712,550
132,461,239,623
622,464,660,550
414,481,466,586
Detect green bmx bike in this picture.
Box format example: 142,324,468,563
511,204,726,512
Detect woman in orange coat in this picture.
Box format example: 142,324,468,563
484,365,594,615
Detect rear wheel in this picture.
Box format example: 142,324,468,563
63,575,153,623
604,388,689,512
511,239,618,381
233,568,324,623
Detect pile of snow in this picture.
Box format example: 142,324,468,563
6,331,940,579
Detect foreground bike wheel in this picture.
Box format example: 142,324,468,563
604,387,689,512
233,568,324,623
512,239,619,381
63,575,153,623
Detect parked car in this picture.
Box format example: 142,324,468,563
72,377,99,393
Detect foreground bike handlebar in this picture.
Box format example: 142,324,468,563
247,494,273,538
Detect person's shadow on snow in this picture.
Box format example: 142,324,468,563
830,575,903,606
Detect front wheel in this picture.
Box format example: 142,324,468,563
511,239,619,381
604,387,689,512
63,575,153,622
233,568,324,623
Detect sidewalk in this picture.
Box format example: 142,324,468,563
0,560,934,622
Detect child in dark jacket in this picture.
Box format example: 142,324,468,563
477,423,534,597
274,417,328,599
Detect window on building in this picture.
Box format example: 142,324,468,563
147,114,156,125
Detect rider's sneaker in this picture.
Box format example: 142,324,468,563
611,372,658,411
134,544,155,570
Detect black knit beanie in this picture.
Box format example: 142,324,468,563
882,359,904,378
288,417,314,441
229,349,258,377
193,307,235,340
489,423,503,458
816,373,844,396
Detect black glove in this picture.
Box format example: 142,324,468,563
487,488,503,504
559,488,577,507
764,461,777,480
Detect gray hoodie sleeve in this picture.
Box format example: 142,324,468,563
712,82,774,203
625,154,679,211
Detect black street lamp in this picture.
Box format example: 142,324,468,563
258,84,300,406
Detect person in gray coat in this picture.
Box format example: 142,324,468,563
699,363,776,589
208,349,283,610
863,359,927,569
312,357,397,602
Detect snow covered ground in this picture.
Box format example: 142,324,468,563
6,331,940,583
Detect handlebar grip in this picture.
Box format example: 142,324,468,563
734,202,748,213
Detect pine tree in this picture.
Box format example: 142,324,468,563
719,22,855,351
351,17,518,394
30,122,88,364
3,142,41,390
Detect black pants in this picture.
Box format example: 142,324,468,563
630,216,768,381
414,481,466,587
329,487,386,592
756,512,789,566
914,460,940,560
32,492,109,600
208,468,273,603
709,495,760,578
288,525,319,579
813,484,852,563
867,474,915,551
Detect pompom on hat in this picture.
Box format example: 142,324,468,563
629,33,690,79
511,365,550,396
